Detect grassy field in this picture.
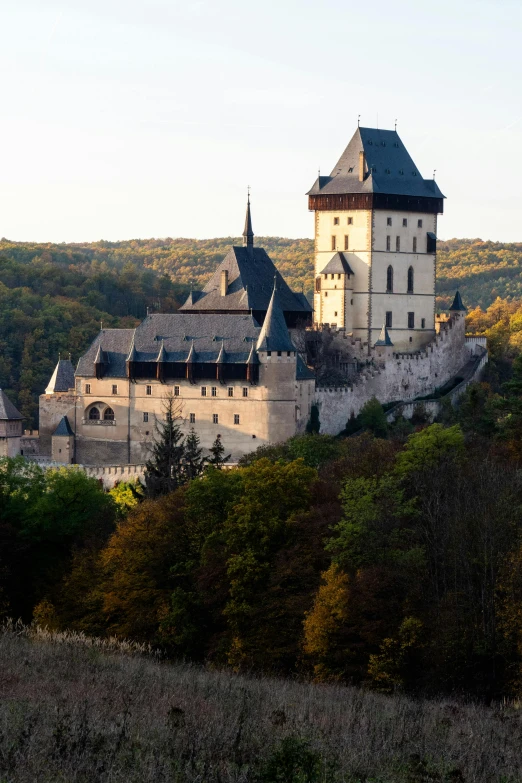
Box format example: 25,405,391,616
0,623,520,782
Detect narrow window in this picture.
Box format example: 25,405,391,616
211,387,217,397
333,216,339,225
315,276,321,292
418,219,423,228
201,386,207,397
402,218,408,227
334,311,338,317
324,292,328,297
228,387,234,397
242,387,248,397
386,265,394,293
234,414,240,425
386,235,391,251
331,236,336,251
344,235,349,251
347,217,353,225
267,350,272,355
386,311,393,328
174,385,180,396
421,318,426,328
89,406,100,421
104,407,114,421
112,384,118,395
407,266,414,293
387,217,392,226
213,413,218,424
408,312,415,329
143,412,149,422
190,412,195,424
427,232,437,254
396,236,400,252
277,351,282,356
85,383,91,394
413,237,417,253
146,385,152,395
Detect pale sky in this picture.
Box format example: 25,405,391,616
1,0,521,243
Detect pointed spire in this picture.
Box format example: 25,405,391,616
374,324,394,347
449,290,467,312
256,286,295,353
45,357,75,394
242,189,254,250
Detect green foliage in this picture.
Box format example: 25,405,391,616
182,427,206,481
208,434,231,469
256,736,321,783
394,424,464,476
306,404,320,434
144,394,186,497
359,397,388,438
109,480,144,518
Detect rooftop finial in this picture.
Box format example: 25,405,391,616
243,188,254,250
357,114,360,127
433,169,437,180
273,274,277,292
395,118,397,131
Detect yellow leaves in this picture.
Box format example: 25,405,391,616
302,564,350,681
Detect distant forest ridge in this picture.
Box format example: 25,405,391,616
2,235,520,309
0,235,519,425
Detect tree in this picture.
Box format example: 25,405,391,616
359,397,388,438
144,393,186,497
306,404,320,434
182,427,206,481
208,434,230,469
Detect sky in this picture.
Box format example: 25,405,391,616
1,0,521,243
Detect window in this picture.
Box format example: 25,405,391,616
234,414,240,425
337,273,341,279
386,311,393,328
408,312,415,329
334,311,338,317
418,219,423,228
344,235,349,250
112,385,118,395
396,236,400,252
85,383,91,394
324,292,328,297
267,350,272,355
143,412,149,422
104,407,114,421
146,385,152,396
330,274,334,279
242,387,248,397
174,385,180,396
213,414,219,424
387,217,392,226
407,266,414,293
427,232,437,254
315,276,321,292
421,318,426,328
386,235,391,251
277,351,282,356
189,413,195,424
211,387,217,397
333,216,339,225
331,236,336,251
402,218,408,227
88,407,100,420
347,217,353,225
228,387,234,397
201,386,207,397
386,265,394,293
413,237,417,253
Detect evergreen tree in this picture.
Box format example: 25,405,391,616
306,404,320,434
144,394,186,497
208,434,230,469
182,427,206,481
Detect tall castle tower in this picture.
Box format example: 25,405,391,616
308,127,444,351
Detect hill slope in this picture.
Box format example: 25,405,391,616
0,623,518,783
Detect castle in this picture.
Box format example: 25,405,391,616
38,126,486,466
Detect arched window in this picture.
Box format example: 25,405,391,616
103,407,115,421
407,266,414,293
386,265,394,293
88,407,100,420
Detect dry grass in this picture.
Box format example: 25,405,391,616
0,622,520,782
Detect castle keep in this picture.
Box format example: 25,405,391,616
39,126,485,466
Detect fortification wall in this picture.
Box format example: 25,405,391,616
316,313,472,435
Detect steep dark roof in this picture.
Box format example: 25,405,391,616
53,416,74,437
179,246,312,317
256,287,295,353
0,389,22,420
296,354,315,380
374,324,394,347
308,127,444,200
45,359,75,394
449,291,467,312
320,252,354,276
76,316,263,377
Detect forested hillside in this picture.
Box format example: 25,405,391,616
0,235,521,425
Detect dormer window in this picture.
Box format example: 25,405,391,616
333,217,339,225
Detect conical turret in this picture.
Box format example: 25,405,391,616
374,324,394,347
449,290,467,312
242,193,254,250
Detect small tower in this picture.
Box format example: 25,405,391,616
51,415,75,464
0,389,23,458
373,323,394,361
243,192,254,251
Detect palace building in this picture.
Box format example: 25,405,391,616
38,125,484,467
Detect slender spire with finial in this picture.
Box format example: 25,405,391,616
243,187,254,250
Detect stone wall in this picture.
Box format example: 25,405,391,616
39,393,76,456
316,312,472,435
